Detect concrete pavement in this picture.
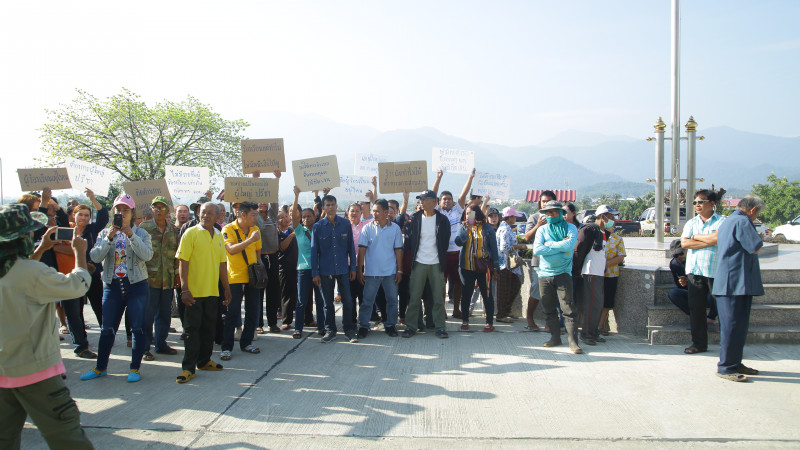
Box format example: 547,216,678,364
21,306,800,449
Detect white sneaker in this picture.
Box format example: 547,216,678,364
234,327,242,341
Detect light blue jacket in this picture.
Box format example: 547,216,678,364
533,222,578,277
90,226,153,284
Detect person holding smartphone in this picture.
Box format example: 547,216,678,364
454,205,500,332
82,194,153,383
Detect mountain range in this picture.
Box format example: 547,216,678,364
246,113,800,202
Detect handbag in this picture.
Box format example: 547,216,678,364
234,229,268,289
507,250,523,270
475,257,492,272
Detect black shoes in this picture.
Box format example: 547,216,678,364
358,327,369,339
385,326,398,337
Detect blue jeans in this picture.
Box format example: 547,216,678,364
61,297,89,354
144,287,173,352
320,274,355,333
223,283,260,351
296,269,324,333
361,275,399,329
668,288,717,320
96,278,149,371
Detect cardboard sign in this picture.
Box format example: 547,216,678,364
122,179,173,217
378,161,428,194
472,172,512,201
432,147,474,174
64,158,113,197
18,168,72,191
241,138,286,174
354,153,388,177
223,177,278,203
165,165,210,201
330,175,374,201
292,155,340,192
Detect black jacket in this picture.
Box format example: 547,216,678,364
572,223,604,277
404,210,451,272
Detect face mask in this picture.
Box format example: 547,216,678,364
546,215,563,224
604,219,615,229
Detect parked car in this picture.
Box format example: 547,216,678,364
772,215,800,241
754,220,771,237
640,206,687,236
577,209,641,236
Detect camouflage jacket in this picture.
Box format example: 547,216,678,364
140,219,180,289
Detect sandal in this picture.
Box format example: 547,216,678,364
524,324,540,332
242,345,260,354
176,370,195,384
59,325,69,334
738,365,759,375
220,350,232,361
483,325,495,333
143,351,155,361
496,317,513,323
460,323,469,331
716,372,748,382
684,345,708,354
76,349,97,359
198,360,223,371
293,331,302,339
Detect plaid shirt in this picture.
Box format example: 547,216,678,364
681,212,725,278
140,219,180,289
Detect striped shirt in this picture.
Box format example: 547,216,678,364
681,212,725,278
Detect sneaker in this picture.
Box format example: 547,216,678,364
234,327,242,341
80,368,107,381
460,323,469,331
143,351,156,361
401,329,415,338
176,370,195,384
436,329,449,339
156,346,178,355
317,329,326,336
127,370,141,382
385,326,398,337
345,331,359,343
358,327,369,339
483,325,495,333
321,331,337,343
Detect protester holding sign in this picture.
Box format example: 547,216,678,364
82,194,154,382
431,168,475,319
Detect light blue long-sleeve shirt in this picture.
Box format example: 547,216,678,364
533,222,578,277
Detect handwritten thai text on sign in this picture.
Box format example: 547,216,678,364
432,147,474,174
18,168,72,191
241,138,286,174
224,178,278,203
292,155,340,192
379,161,428,194
122,179,172,217
330,175,373,200
472,172,512,201
354,153,388,177
165,165,210,200
65,158,113,196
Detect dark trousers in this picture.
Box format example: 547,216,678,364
279,268,298,326
716,295,753,374
0,376,94,450
668,288,717,320
496,268,521,319
349,278,364,323
460,268,494,325
87,272,103,327
61,297,89,354
223,283,259,351
182,296,219,372
580,275,604,340
687,274,716,348
398,273,410,319
259,253,280,328
539,273,578,345
296,269,323,333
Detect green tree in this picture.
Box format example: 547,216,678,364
752,173,800,227
39,88,249,187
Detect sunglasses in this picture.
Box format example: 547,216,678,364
692,200,709,205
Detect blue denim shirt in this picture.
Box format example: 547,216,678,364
311,215,357,277
90,226,154,284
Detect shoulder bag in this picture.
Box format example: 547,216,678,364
234,229,268,289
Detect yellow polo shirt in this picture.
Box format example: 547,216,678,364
175,224,227,297
222,221,262,284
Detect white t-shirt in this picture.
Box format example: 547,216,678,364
581,237,607,277
416,214,439,265
436,204,463,252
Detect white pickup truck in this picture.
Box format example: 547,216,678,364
639,206,687,236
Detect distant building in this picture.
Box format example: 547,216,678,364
720,198,742,208
525,189,576,203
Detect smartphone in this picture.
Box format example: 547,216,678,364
113,213,123,228
467,210,476,225
55,227,74,241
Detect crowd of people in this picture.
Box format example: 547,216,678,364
0,170,769,447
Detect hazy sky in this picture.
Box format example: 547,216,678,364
2,0,798,197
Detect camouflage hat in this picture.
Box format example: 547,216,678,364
0,203,48,242
151,195,171,210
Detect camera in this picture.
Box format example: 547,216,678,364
55,227,74,241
